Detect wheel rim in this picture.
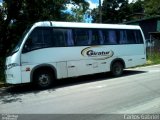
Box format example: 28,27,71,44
38,74,50,87
114,66,122,74
112,62,123,76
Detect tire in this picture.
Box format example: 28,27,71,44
111,61,123,77
34,69,54,89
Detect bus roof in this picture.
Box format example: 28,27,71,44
33,21,141,30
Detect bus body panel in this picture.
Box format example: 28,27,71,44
19,44,145,83
56,62,68,79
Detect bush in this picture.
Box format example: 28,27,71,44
147,50,160,65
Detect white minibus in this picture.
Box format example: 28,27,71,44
5,21,146,88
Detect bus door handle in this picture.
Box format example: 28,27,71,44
101,62,106,64
87,64,92,66
128,59,132,61
68,66,75,68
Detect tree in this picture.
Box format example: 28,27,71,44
91,8,99,23
0,0,89,56
102,0,131,23
91,0,147,23
125,0,144,21
117,0,131,22
92,0,130,23
129,0,144,14
65,0,89,22
144,0,160,16
0,0,22,55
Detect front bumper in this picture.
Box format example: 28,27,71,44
5,66,22,84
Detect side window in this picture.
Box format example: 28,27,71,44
73,29,90,46
24,27,68,52
119,30,128,44
52,29,67,47
103,29,117,45
66,29,74,46
134,30,144,44
91,30,100,45
118,29,144,44
103,30,109,44
99,30,104,45
43,27,53,47
126,30,136,44
108,30,117,44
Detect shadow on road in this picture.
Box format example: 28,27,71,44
0,70,147,104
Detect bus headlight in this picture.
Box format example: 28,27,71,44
7,63,19,69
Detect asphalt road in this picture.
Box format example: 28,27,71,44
0,65,160,120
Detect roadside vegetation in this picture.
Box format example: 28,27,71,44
146,51,160,65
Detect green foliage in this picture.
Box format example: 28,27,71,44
91,8,99,23
129,0,144,13
92,0,131,23
65,0,89,22
91,0,147,23
0,0,89,57
144,0,160,16
147,50,160,65
21,0,67,22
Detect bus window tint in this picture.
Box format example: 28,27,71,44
119,30,128,44
25,27,68,51
134,30,144,44
126,30,136,44
74,29,90,46
25,27,53,51
127,30,144,44
108,30,117,44
52,29,67,47
66,29,74,46
103,29,117,45
43,28,53,47
27,27,44,50
26,27,144,51
99,30,104,45
118,30,144,44
91,30,100,45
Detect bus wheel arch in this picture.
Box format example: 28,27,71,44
31,64,57,89
110,58,125,77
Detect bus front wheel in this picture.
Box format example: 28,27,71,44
111,61,123,77
34,69,54,89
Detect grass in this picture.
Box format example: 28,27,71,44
146,50,160,65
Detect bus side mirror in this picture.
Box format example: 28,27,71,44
22,38,32,53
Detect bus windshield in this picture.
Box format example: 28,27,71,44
10,26,31,55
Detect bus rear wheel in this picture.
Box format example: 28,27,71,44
34,69,54,89
111,61,123,77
